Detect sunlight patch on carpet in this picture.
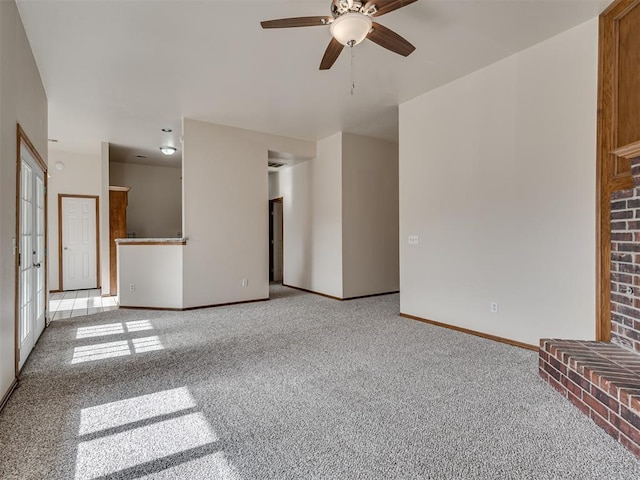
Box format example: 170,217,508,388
126,320,154,332
74,413,216,480
71,336,164,364
76,320,154,340
132,335,164,353
76,323,125,339
138,452,242,480
71,340,130,363
79,387,197,436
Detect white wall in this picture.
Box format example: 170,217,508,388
399,19,598,346
0,0,48,400
109,162,182,238
182,119,315,308
118,244,183,309
47,150,102,291
268,173,280,199
342,133,399,298
276,133,344,298
272,132,399,299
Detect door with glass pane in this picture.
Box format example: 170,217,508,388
18,142,46,371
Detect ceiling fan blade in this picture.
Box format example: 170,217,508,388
364,0,418,17
367,22,416,57
260,16,332,29
320,38,344,70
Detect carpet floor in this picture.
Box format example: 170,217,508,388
1,285,639,479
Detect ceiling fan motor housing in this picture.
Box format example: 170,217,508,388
332,0,367,17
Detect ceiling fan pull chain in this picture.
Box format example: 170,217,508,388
350,41,355,95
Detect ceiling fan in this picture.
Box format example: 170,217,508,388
261,0,417,70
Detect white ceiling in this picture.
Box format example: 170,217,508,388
17,0,610,162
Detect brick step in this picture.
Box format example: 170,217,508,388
539,339,640,458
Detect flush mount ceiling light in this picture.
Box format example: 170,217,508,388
159,146,177,156
330,12,372,46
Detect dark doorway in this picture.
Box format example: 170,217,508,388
269,197,283,283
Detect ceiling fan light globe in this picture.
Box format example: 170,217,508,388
330,13,372,46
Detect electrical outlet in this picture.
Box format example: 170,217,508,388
408,235,419,245
242,279,248,287
129,284,135,292
490,302,498,314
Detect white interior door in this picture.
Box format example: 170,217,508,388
19,145,46,371
62,196,97,290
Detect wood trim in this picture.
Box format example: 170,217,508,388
57,194,100,198
117,240,187,246
610,175,635,191
596,4,607,343
399,313,538,351
109,188,129,295
612,140,640,159
108,185,131,192
343,291,399,300
14,130,20,375
17,124,47,171
281,283,343,301
119,306,183,311
95,197,101,289
596,0,640,342
44,170,49,332
58,195,100,292
0,378,18,413
15,125,48,376
119,297,269,311
57,195,62,291
183,298,269,311
281,283,399,301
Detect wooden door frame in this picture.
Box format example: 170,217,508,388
14,124,48,376
269,197,284,283
596,0,640,341
58,194,101,292
109,186,130,295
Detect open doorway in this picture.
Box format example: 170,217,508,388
269,197,283,283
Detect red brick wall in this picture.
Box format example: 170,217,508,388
610,158,640,352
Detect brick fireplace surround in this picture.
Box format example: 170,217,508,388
539,158,640,458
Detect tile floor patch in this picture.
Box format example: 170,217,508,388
50,289,118,320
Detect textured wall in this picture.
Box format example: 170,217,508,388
109,162,182,238
399,19,598,346
0,0,48,400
